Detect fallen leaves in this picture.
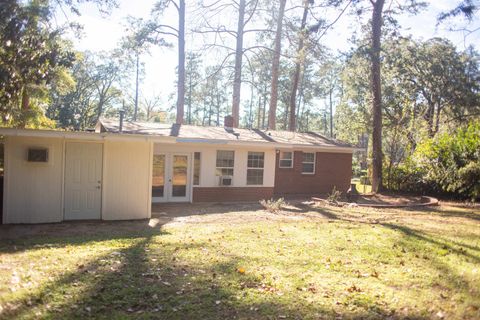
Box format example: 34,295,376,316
346,284,362,293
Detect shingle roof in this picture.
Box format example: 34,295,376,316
97,118,354,149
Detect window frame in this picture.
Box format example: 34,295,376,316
193,152,201,186
246,151,264,185
301,152,316,175
216,150,235,177
279,151,293,168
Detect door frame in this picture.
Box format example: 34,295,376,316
152,152,192,203
63,141,104,220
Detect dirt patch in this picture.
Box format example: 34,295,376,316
1,200,477,241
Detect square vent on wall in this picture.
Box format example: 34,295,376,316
27,148,49,162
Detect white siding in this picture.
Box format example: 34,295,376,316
102,140,151,220
153,143,275,188
3,136,64,223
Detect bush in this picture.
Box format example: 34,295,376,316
327,186,342,204
388,121,480,200
260,198,286,213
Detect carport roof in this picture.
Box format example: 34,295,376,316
97,118,355,150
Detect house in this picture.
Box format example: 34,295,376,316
0,116,355,224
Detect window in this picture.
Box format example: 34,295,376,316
279,151,293,168
193,152,201,185
152,155,165,197
216,150,234,176
247,152,264,185
302,152,315,174
27,148,48,162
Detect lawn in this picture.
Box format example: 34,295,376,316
0,202,479,319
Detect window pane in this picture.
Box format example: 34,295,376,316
302,163,314,173
279,159,292,167
216,150,234,177
247,168,263,185
216,168,233,176
247,152,264,168
280,151,292,160
216,150,234,167
152,155,165,197
172,155,187,197
303,152,315,163
193,152,201,185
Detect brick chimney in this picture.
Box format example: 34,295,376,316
224,115,234,128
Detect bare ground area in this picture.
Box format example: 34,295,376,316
1,200,477,240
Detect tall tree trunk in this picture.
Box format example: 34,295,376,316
231,0,246,128
216,94,220,126
19,85,29,128
370,0,386,193
267,0,287,130
176,0,186,124
329,87,333,137
288,0,309,132
187,71,192,124
434,104,441,137
262,93,267,129
257,95,262,129
134,52,140,121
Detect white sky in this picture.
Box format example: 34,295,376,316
58,0,480,116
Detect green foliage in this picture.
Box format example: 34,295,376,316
388,121,480,200
0,0,75,127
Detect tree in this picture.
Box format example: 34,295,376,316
194,0,262,128
185,52,203,124
121,19,151,121
142,94,163,121
369,0,386,193
137,0,185,124
0,0,75,127
48,51,126,129
267,0,287,130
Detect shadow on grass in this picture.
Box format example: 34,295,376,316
380,223,480,263
1,229,432,320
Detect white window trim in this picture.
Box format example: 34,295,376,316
247,151,264,186
279,151,294,168
301,152,316,175
216,150,235,176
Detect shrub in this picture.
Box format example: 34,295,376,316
327,186,342,204
260,198,286,213
388,121,480,200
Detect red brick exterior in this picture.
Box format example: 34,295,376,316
193,187,274,202
274,151,352,197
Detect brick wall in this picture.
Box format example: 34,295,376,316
274,151,352,197
193,187,274,202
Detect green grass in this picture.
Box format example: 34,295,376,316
0,203,479,319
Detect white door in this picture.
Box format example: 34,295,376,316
64,143,103,220
152,153,190,202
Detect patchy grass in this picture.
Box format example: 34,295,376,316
0,202,479,319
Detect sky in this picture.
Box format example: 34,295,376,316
58,0,480,116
